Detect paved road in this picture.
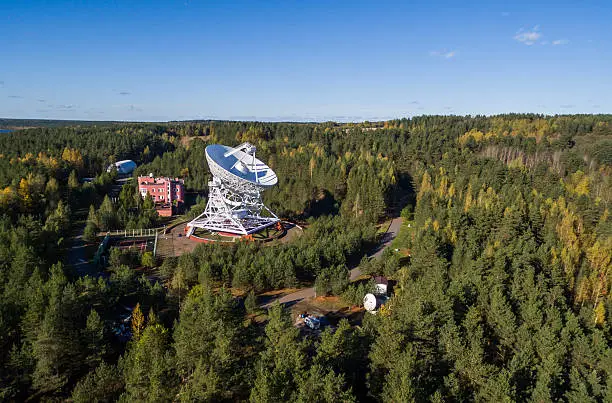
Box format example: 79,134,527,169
349,216,403,281
65,209,97,277
262,217,403,308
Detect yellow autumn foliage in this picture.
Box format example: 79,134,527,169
563,170,591,196
61,147,84,169
458,129,485,145
594,301,606,326
417,171,433,201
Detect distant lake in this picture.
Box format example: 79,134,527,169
0,129,12,133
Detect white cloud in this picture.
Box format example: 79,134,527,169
56,104,76,110
552,39,569,45
514,26,541,45
430,50,457,59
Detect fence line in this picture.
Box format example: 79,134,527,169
99,226,167,238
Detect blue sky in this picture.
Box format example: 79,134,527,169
1,0,610,121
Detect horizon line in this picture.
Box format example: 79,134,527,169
2,112,611,126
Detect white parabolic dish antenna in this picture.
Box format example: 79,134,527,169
186,142,280,236
206,143,278,190
363,293,387,312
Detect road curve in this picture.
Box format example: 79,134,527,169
261,217,403,308
349,216,403,281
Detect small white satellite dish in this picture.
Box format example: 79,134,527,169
363,293,387,312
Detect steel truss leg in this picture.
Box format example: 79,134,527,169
187,180,279,236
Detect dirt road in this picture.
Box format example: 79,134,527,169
262,217,403,308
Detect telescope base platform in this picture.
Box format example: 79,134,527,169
186,215,280,237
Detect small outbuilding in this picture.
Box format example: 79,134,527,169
373,275,389,296
364,275,392,314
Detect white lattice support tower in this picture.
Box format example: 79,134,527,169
186,143,280,236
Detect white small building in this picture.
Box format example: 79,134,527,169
107,160,137,174
364,276,391,314
373,275,389,296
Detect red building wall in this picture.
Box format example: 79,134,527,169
137,176,185,215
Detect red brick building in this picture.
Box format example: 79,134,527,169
138,176,185,217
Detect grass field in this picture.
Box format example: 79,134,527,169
390,218,414,255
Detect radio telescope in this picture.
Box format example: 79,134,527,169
186,142,280,236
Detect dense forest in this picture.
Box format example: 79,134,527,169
0,114,611,401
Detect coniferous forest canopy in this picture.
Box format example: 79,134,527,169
0,114,611,401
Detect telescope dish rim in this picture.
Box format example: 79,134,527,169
205,144,278,188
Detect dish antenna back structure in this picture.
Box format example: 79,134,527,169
186,142,280,236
